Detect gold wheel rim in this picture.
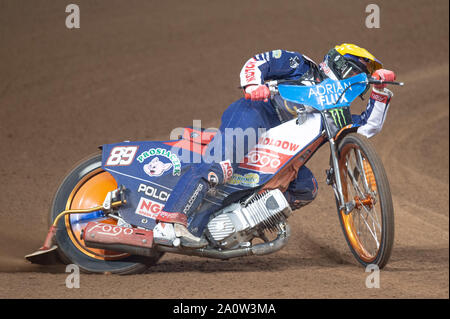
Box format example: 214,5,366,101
339,144,380,263
64,168,129,260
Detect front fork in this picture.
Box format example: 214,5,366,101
327,139,351,212
322,113,354,215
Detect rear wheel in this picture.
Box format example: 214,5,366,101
51,153,163,274
336,133,394,268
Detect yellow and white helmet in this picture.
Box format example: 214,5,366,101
320,43,383,80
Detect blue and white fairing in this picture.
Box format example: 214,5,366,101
101,113,323,232
278,73,368,110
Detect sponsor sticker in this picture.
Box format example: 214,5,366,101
260,137,300,153
105,146,138,166
370,91,388,103
307,81,354,106
229,173,260,187
289,56,300,69
328,108,348,127
272,50,282,59
135,197,164,219
183,183,204,214
86,223,135,237
219,160,233,182
319,61,333,78
137,148,181,176
143,157,172,177
240,148,290,174
244,58,257,83
137,183,170,202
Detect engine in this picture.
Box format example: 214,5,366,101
206,189,292,249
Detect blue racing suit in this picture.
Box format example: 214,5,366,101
157,49,393,227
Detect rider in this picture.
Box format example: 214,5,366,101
153,43,396,248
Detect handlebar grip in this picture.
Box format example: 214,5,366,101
368,78,404,86
383,81,404,86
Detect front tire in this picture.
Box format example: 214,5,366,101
51,152,163,274
336,133,394,269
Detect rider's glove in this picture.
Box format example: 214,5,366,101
372,69,396,90
244,84,270,102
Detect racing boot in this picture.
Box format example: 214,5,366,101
153,222,207,248
174,223,208,248
284,166,318,211
152,222,179,247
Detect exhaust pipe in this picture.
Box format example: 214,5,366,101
83,220,291,261
157,224,291,260
82,221,156,257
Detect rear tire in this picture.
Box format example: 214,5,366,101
336,133,394,269
51,152,163,274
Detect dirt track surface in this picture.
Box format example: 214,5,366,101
0,0,448,299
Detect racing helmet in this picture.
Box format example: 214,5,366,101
320,43,383,81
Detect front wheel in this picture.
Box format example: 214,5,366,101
336,133,394,269
51,152,163,274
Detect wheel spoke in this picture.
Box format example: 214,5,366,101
347,165,366,198
355,149,372,194
355,209,380,250
355,196,381,232
344,145,383,256
354,197,381,241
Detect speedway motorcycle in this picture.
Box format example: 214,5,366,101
26,73,403,274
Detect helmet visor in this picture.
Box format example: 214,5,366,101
340,59,366,79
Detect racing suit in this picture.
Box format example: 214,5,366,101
157,49,393,229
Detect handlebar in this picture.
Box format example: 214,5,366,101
368,78,404,86
243,77,404,101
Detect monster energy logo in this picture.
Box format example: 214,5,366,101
329,108,347,127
